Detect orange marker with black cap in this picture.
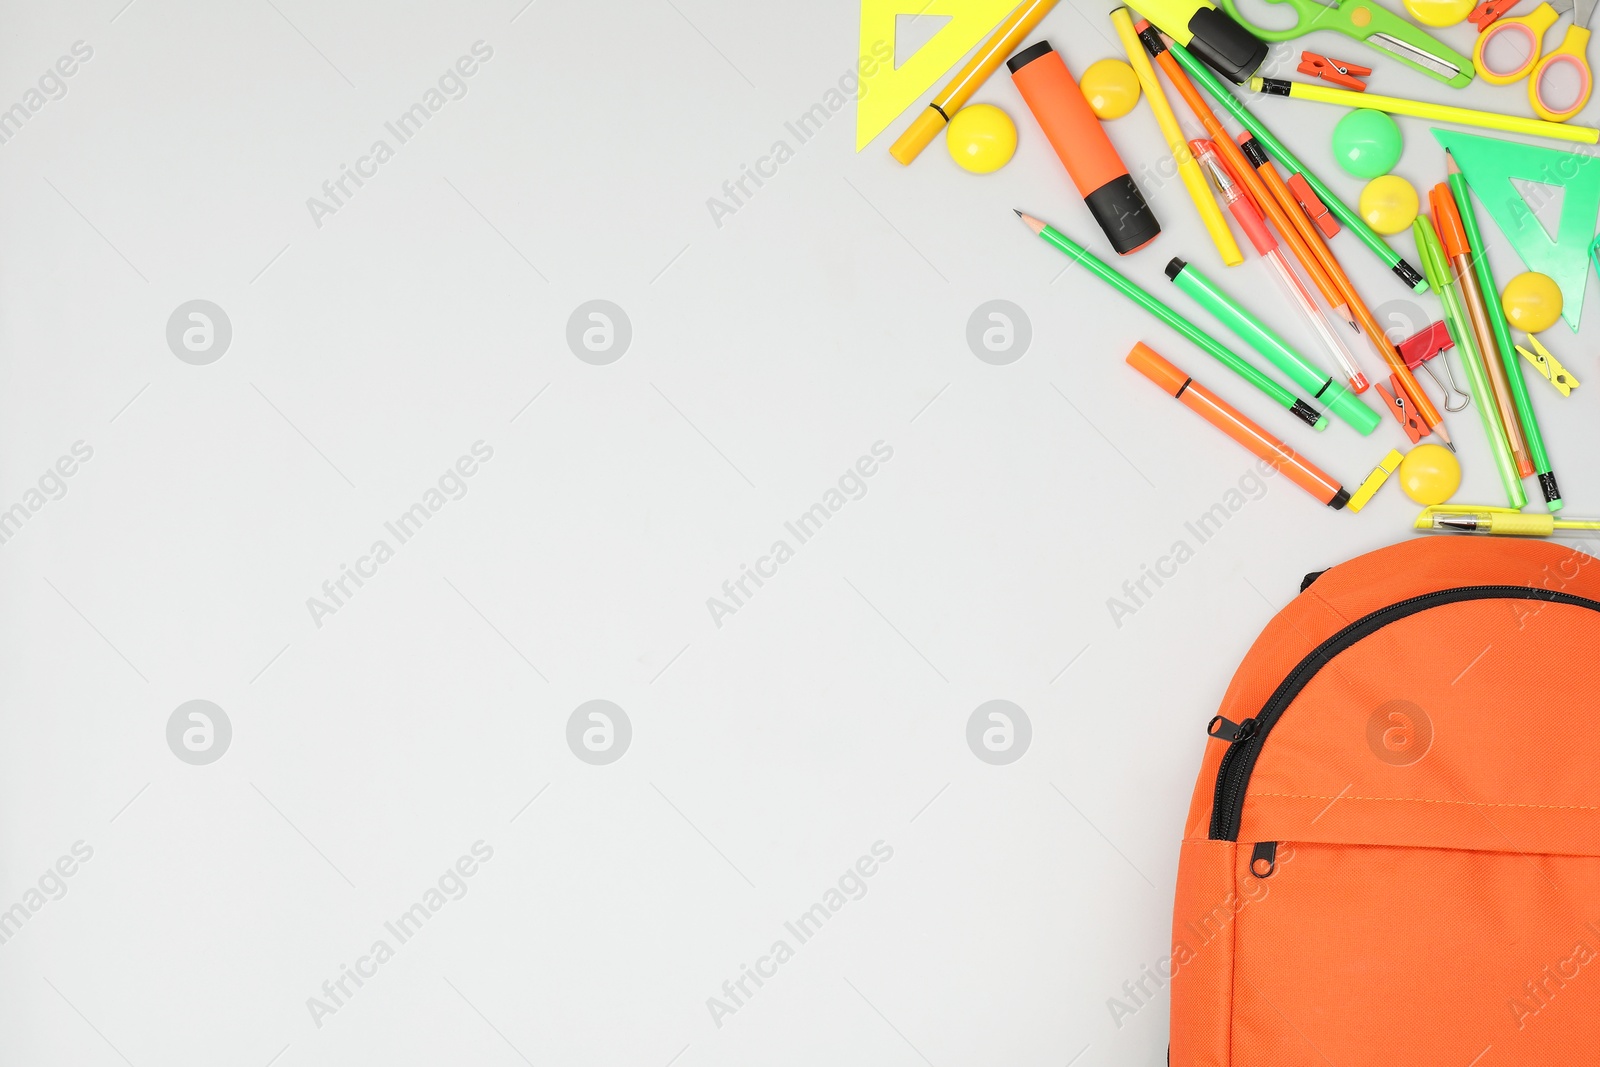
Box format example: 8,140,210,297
1127,342,1349,509
1008,41,1160,255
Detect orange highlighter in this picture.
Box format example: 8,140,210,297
1127,342,1350,509
1008,41,1160,255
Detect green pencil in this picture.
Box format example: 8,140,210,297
1415,217,1527,510
1446,151,1561,510
1016,210,1328,431
1167,40,1430,295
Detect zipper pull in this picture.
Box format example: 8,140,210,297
1207,716,1257,743
1250,841,1278,878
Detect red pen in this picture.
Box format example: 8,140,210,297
1192,139,1371,393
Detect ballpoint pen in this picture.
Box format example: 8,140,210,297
1415,505,1600,536
1193,139,1370,392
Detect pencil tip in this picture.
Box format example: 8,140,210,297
1445,150,1460,174
1013,208,1023,218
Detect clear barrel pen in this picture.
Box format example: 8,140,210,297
1192,139,1371,393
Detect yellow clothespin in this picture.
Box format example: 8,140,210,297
1347,449,1404,513
1515,334,1579,397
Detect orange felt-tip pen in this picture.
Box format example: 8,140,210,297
1127,342,1350,509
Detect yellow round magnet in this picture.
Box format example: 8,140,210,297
1358,175,1420,235
1398,444,1461,505
1501,271,1564,334
945,104,1017,174
1080,58,1141,120
1402,0,1475,27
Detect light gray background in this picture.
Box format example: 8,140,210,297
3,1,1597,1064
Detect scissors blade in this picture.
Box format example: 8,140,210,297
1576,0,1596,26
1368,33,1465,79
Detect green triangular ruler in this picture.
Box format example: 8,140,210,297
1432,129,1600,332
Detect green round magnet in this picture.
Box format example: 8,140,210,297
1332,109,1403,179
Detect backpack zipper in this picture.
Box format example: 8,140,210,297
1209,584,1600,841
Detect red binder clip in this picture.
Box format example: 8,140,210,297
1298,51,1371,91
1377,376,1427,443
1468,0,1519,31
1397,321,1472,411
1398,321,1454,368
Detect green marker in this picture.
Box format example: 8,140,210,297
1166,257,1381,436
1167,40,1430,295
1016,210,1329,431
1446,153,1561,510
1415,216,1527,510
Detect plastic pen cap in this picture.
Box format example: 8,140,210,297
1431,185,1471,259
1126,341,1190,395
1413,215,1448,290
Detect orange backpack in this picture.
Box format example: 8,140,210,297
1170,537,1600,1066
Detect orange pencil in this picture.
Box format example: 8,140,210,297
1127,342,1349,509
1431,184,1532,476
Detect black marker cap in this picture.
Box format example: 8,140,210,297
1165,256,1187,280
1086,175,1162,255
1006,40,1054,74
1329,487,1351,511
1185,7,1267,83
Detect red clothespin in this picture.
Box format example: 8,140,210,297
1468,0,1518,31
1398,321,1455,369
1286,173,1341,238
1298,51,1372,91
1377,375,1427,443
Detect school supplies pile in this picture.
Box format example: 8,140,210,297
865,0,1600,536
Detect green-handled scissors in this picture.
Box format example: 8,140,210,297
1219,0,1476,86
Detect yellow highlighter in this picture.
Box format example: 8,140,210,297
1111,7,1242,266
1415,504,1600,536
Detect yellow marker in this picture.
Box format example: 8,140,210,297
1250,76,1600,145
1417,505,1600,536
1109,7,1243,266
1516,334,1580,395
1347,448,1403,512
888,0,1061,164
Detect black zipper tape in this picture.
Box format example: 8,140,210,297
1210,585,1600,841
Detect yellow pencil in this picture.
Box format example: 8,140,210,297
1250,77,1600,146
1111,7,1242,266
890,0,1061,164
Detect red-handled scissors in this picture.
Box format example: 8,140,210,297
1473,0,1595,121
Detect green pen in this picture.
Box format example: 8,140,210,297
1167,40,1430,295
1017,210,1329,430
1166,257,1381,436
1414,216,1527,510
1445,152,1561,510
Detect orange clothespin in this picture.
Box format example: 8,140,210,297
1286,173,1340,238
1468,0,1518,31
1377,375,1427,443
1297,51,1371,91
